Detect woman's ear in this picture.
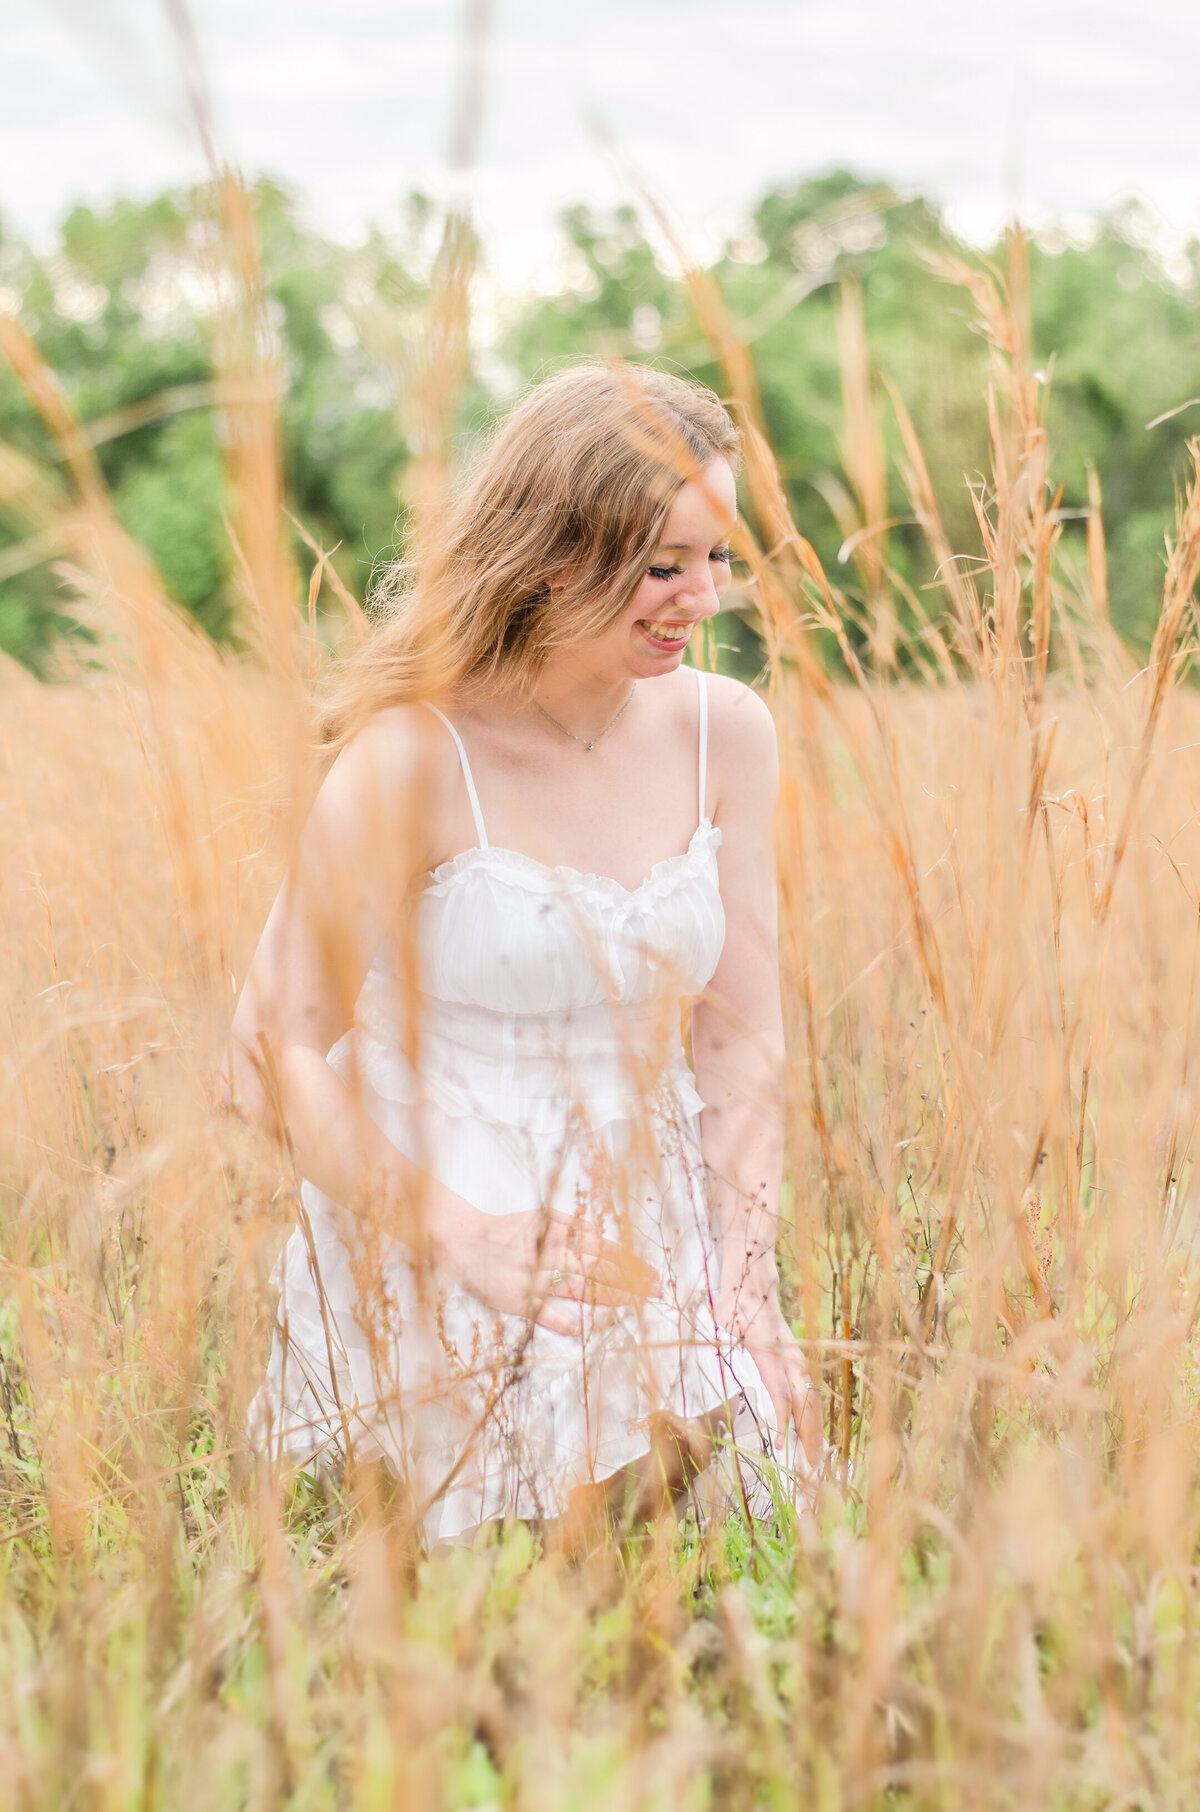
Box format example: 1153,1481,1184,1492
545,559,586,597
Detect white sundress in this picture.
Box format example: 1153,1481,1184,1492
250,667,817,1543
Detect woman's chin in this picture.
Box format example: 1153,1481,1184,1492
630,650,685,680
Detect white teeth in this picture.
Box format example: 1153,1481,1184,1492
641,621,691,641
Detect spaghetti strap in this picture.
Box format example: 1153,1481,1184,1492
423,703,489,849
695,667,709,827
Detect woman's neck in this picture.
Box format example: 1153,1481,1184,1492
526,651,635,742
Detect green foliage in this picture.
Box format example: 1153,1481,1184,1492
0,183,421,662
113,412,230,635
1,174,1197,666
500,171,1200,653
1029,213,1200,641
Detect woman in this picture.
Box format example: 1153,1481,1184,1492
230,361,823,1547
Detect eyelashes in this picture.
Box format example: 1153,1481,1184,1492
648,548,733,582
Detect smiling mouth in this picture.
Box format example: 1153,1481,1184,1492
638,619,694,647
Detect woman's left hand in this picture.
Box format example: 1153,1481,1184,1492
714,1263,823,1469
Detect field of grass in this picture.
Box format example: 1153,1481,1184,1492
4,171,1200,1809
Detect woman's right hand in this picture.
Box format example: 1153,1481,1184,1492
431,1196,661,1337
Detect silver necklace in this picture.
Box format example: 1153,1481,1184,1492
532,682,636,752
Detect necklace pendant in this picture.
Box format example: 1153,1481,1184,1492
531,679,636,752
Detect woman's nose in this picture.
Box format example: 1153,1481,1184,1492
689,564,725,617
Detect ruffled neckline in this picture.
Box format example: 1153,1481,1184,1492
422,818,721,903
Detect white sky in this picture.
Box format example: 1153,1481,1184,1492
5,0,1200,290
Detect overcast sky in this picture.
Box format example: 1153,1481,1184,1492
6,0,1200,289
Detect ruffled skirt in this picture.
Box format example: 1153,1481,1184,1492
248,1022,818,1544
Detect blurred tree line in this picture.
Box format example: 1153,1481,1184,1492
1,170,1197,670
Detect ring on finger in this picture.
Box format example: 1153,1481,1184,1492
550,1267,565,1288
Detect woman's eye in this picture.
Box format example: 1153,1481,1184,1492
647,550,732,581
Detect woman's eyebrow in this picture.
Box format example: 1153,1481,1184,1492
658,529,737,551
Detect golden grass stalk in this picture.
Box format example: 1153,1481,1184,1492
5,155,1200,1810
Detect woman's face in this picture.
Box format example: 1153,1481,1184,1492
591,455,739,679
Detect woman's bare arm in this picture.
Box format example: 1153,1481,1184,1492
229,709,439,1236
227,708,652,1329
691,677,821,1460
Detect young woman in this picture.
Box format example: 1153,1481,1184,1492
230,361,823,1547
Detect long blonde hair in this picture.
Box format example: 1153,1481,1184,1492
320,360,740,749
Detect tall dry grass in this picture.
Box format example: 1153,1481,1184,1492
4,162,1200,1810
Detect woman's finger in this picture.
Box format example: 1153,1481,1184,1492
760,1353,812,1455
580,1253,660,1298
587,1248,660,1297
533,1264,657,1305
755,1357,791,1450
560,1278,651,1307
543,1211,605,1253
532,1301,582,1338
542,1216,658,1291
790,1374,823,1468
534,1246,659,1300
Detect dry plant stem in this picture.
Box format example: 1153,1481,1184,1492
405,206,474,551
207,171,297,676
9,158,1200,1810
836,274,895,672
883,374,984,659
1099,443,1200,925
285,507,369,642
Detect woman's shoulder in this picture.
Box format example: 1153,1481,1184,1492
698,670,777,758
690,670,778,821
331,701,462,789
311,702,464,861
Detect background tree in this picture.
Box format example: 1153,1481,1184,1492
1,171,1196,669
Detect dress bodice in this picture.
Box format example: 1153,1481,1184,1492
401,818,723,1014
337,669,725,1129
